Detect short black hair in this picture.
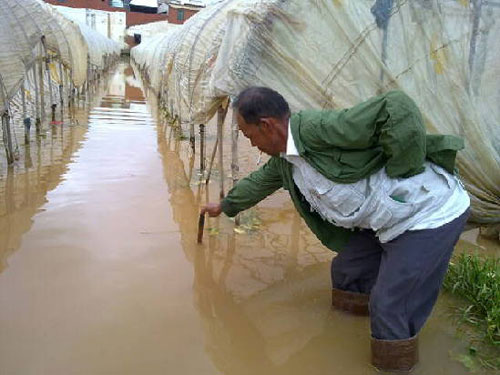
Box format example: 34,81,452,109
233,86,290,125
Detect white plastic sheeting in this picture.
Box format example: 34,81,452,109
132,0,499,224
0,0,68,112
0,0,121,113
126,20,179,43
39,1,88,87
131,0,244,122
77,23,122,70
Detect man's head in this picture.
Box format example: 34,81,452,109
233,87,290,156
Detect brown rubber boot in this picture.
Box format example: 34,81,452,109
371,335,419,373
331,288,370,316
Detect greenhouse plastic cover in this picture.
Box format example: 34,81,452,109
0,0,72,112
39,1,89,87
132,0,499,224
0,0,121,113
77,23,122,69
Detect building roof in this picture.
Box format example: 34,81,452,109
129,0,158,8
169,0,205,8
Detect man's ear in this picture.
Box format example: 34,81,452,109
259,117,274,133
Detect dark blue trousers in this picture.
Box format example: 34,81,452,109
331,209,469,340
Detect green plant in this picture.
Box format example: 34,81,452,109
444,253,500,345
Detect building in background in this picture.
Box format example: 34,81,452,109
165,0,204,24
129,0,158,13
43,0,205,50
51,5,127,45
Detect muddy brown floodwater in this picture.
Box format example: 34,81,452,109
0,62,492,374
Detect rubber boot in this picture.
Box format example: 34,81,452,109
331,288,369,316
371,335,419,373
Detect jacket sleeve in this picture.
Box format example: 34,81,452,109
221,157,283,217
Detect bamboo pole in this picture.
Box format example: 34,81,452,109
190,123,195,151
41,37,55,121
85,55,90,101
1,112,14,164
45,55,56,122
205,137,218,185
38,50,45,123
217,107,225,199
230,110,240,225
230,110,239,188
33,64,40,132
199,123,205,172
69,69,74,108
58,60,64,108
21,81,30,144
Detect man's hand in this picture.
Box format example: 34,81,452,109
200,202,222,217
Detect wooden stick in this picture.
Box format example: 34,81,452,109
38,48,45,122
21,81,29,144
190,123,195,151
205,136,218,185
58,61,64,107
199,123,205,172
217,106,226,199
197,212,205,244
33,64,40,131
230,109,240,225
2,112,14,164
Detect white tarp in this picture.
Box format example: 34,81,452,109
0,0,121,113
132,0,499,224
77,23,122,69
39,1,89,87
127,20,179,43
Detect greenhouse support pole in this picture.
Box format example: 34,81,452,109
190,123,195,150
69,69,74,108
86,55,90,98
199,124,205,172
41,36,56,122
205,137,218,186
230,110,240,225
230,110,239,187
45,55,56,122
217,107,225,199
33,63,41,132
1,112,14,165
58,60,64,108
21,81,31,144
38,52,45,123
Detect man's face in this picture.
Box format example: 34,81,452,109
237,112,282,156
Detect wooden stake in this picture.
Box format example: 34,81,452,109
190,123,195,151
197,213,205,244
230,109,240,225
1,112,14,164
199,123,205,172
231,110,239,188
33,64,40,131
38,51,45,122
58,60,64,107
205,137,218,185
46,57,55,115
21,81,30,144
217,106,225,199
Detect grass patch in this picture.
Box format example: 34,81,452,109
443,252,500,370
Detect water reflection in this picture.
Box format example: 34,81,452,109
0,60,493,374
0,109,90,273
156,113,482,374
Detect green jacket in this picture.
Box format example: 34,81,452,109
221,90,464,251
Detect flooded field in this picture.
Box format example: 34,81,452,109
0,62,495,374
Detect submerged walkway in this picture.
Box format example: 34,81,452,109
0,63,480,374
